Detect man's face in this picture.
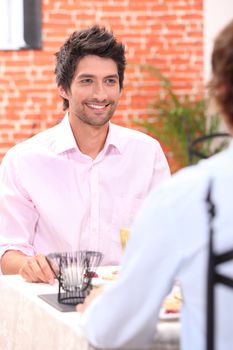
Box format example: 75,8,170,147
61,55,121,127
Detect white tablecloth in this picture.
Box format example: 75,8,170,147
0,275,180,350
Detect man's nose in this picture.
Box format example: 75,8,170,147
92,82,108,101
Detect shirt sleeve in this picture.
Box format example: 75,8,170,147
81,180,184,349
0,150,38,266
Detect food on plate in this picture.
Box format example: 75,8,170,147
162,286,182,314
102,269,119,281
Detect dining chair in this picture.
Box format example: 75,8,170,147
188,132,230,165
206,183,233,350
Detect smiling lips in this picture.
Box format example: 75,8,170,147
85,102,110,111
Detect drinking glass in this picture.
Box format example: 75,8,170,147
120,228,130,250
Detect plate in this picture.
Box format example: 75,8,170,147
91,266,120,286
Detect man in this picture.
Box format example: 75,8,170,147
0,25,170,283
78,20,233,350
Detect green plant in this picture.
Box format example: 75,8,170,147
134,66,222,170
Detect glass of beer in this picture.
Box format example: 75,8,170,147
120,228,130,250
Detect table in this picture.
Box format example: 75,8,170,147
0,275,180,350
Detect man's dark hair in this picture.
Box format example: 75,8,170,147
55,25,126,110
210,19,233,127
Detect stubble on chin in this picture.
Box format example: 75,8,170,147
77,104,116,127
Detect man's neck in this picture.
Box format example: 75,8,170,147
69,116,109,159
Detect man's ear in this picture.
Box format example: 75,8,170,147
58,86,69,99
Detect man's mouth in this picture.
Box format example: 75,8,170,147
85,102,110,111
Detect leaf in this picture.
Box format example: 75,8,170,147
133,66,223,170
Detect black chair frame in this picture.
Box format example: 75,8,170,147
189,132,230,164
206,183,233,350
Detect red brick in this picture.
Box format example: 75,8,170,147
0,0,204,171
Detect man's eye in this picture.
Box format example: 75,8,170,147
80,79,92,84
106,79,118,85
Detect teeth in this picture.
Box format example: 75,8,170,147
87,104,106,109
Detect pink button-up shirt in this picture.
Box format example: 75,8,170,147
0,115,170,267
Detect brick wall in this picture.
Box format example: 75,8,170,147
0,0,203,171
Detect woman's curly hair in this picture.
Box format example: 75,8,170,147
210,19,233,127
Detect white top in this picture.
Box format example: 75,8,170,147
82,140,233,350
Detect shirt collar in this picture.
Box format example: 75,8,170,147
103,122,123,155
54,113,77,154
54,113,123,155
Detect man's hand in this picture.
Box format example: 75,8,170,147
19,253,55,284
1,250,55,284
77,286,105,313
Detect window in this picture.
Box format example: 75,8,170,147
0,0,42,50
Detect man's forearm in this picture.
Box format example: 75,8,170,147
1,250,31,274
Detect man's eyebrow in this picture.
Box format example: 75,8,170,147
77,74,95,78
104,74,119,79
77,74,119,79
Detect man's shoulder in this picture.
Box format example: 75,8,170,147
111,123,161,146
3,122,60,160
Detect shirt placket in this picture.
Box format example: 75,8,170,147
90,163,100,250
